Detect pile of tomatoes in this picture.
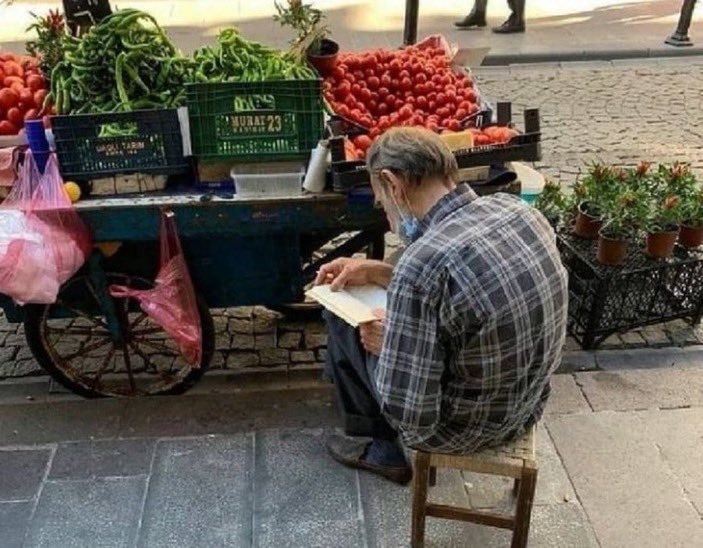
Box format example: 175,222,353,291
323,44,482,159
0,53,51,136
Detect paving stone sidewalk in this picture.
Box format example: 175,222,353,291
2,364,703,547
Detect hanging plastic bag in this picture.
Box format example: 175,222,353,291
109,211,202,367
0,151,91,304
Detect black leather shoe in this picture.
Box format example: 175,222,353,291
492,16,525,33
454,12,487,29
326,433,413,485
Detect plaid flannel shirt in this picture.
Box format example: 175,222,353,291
375,184,568,453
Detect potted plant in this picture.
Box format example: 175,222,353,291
573,163,623,239
596,189,644,266
663,164,703,248
534,180,566,228
645,194,682,259
274,0,339,76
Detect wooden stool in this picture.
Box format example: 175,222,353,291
411,425,538,548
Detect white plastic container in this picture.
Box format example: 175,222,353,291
231,165,304,199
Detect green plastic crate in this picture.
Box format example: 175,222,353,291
186,79,323,163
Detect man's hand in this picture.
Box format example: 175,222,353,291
359,309,386,356
314,258,392,290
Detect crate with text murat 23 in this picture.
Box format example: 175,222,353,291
186,79,324,164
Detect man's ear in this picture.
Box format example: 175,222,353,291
380,169,406,201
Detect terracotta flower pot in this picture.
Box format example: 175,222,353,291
307,38,340,77
646,228,680,259
597,232,628,266
678,224,703,249
573,203,602,239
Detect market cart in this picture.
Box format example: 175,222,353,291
0,189,386,398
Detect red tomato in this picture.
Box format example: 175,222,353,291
359,88,372,102
377,87,389,99
336,81,351,99
2,61,23,78
399,70,410,80
399,77,412,91
394,99,404,111
353,135,373,150
436,107,450,119
24,108,38,121
377,103,389,116
389,59,401,75
0,88,19,110
17,87,32,105
426,122,439,133
0,120,17,135
367,76,380,91
344,95,357,109
337,104,351,118
446,119,462,131
455,108,468,120
436,93,447,105
380,74,392,87
6,107,22,127
428,100,437,112
3,76,22,88
332,66,345,80
399,105,413,120
369,127,381,139
386,94,396,105
416,96,428,109
25,74,45,93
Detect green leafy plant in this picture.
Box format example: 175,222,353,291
645,195,682,233
273,0,328,56
534,180,566,225
599,188,648,240
26,9,68,80
574,162,625,218
680,188,703,228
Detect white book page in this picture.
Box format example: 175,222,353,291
306,284,387,327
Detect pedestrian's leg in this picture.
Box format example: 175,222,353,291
493,0,525,33
455,0,488,28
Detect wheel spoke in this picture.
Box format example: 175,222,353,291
122,345,136,393
57,300,108,330
133,337,179,356
62,338,112,362
128,340,156,372
89,347,115,389
130,312,148,330
47,326,103,337
131,326,164,337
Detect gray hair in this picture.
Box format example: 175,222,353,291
366,127,458,185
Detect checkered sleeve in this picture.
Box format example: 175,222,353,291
374,276,446,447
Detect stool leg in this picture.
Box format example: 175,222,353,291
412,452,431,548
511,465,538,548
429,466,437,487
512,478,520,497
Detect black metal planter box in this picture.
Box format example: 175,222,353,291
558,233,703,349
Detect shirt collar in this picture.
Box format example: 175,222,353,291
418,183,478,234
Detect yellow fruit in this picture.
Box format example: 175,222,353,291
95,242,122,258
64,182,81,203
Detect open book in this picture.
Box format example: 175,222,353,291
306,284,387,327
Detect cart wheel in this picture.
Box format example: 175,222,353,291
24,273,215,398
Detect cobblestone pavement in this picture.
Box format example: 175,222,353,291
2,58,703,381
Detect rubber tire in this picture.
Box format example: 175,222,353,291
23,289,216,399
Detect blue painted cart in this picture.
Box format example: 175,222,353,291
1,190,386,398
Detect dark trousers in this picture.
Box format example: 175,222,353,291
323,311,398,441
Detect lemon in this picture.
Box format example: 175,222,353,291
64,182,81,203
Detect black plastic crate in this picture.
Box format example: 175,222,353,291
51,109,188,180
186,79,323,163
558,233,703,349
328,104,541,193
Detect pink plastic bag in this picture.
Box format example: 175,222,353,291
0,152,92,304
109,211,202,367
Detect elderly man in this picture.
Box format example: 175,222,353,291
316,128,567,484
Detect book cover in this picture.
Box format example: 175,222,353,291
306,284,387,327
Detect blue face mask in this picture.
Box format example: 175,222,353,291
388,189,420,244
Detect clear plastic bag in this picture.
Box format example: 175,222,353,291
109,211,202,367
0,152,92,304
